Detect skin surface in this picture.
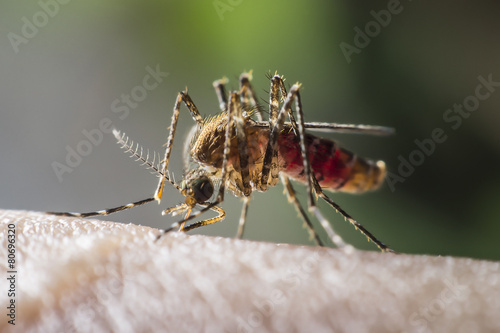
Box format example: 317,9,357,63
1,209,499,333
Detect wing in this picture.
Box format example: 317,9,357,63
302,122,395,136
251,121,395,136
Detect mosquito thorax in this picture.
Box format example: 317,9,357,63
191,113,227,167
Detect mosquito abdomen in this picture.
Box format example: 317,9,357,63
278,132,386,193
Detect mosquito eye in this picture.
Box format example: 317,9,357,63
191,178,214,203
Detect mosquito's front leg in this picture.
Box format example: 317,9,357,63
213,77,228,112
239,71,263,121
175,205,226,232
158,97,240,236
155,91,204,203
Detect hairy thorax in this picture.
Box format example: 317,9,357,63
189,113,385,196
189,114,272,194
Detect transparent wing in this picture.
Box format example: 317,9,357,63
302,122,394,136
252,121,394,136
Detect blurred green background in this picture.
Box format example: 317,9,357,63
2,1,500,260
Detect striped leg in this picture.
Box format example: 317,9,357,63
260,76,300,191
46,130,183,218
181,205,226,232
155,91,203,203
159,204,226,237
213,72,264,120
209,89,254,238
280,174,324,246
239,71,264,121
236,196,251,239
311,177,395,253
161,90,251,235
257,75,283,191
213,77,228,112
230,92,252,197
289,83,394,252
287,84,351,250
46,197,155,218
258,80,350,250
276,75,299,134
268,74,280,125
226,91,253,238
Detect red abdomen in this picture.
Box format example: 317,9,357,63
277,132,386,193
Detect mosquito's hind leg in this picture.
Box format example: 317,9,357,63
267,81,351,250
236,196,251,239
287,81,394,252
280,174,324,246
312,179,396,253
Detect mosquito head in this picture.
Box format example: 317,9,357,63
161,169,214,219
181,172,214,205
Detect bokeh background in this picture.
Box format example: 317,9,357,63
2,1,500,260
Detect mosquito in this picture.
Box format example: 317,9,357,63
48,72,395,252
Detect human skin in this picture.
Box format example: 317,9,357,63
1,209,499,333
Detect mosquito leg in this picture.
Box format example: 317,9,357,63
289,83,393,252
259,79,348,248
155,91,203,203
213,77,228,112
47,197,155,217
164,91,252,237
180,91,204,125
259,77,297,191
155,93,182,202
236,196,251,239
229,92,252,197
284,84,352,250
213,94,233,203
268,73,281,125
160,90,243,238
277,76,298,134
157,204,226,240
218,91,253,238
178,206,225,232
312,178,396,253
239,71,263,121
48,128,181,218
280,174,324,246
214,90,253,239
178,205,226,232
